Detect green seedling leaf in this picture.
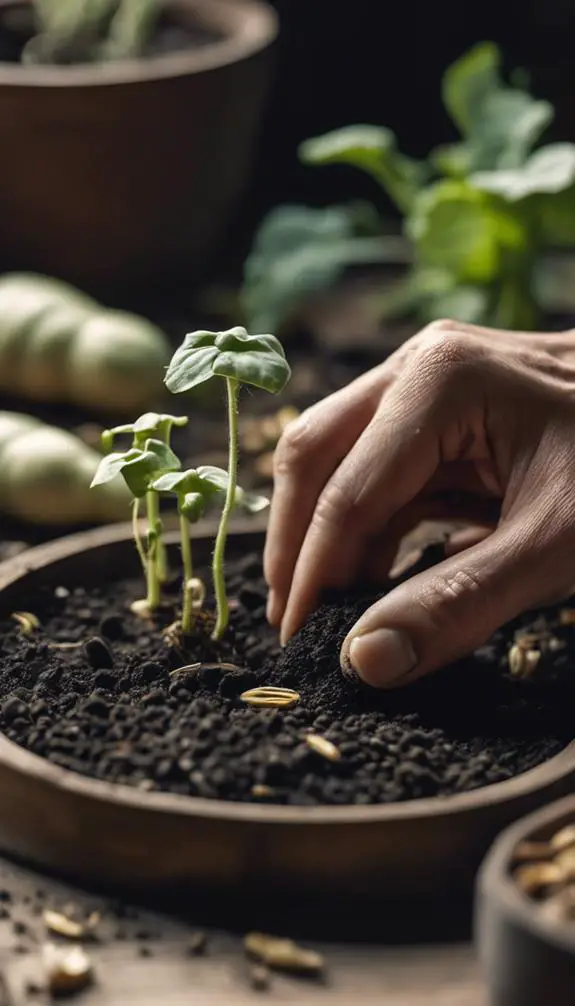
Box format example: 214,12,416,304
442,41,501,135
92,439,180,498
242,203,404,331
90,447,142,487
180,492,205,523
165,328,291,395
299,125,427,212
234,487,270,514
469,90,553,171
102,413,188,451
472,143,575,200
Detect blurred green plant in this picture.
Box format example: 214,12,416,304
242,43,575,332
25,0,160,64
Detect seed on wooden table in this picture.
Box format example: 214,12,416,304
305,734,341,762
43,943,93,996
250,964,271,991
550,824,575,853
11,611,40,635
559,609,575,625
244,932,324,975
507,644,540,678
240,687,300,709
514,862,564,896
512,841,553,864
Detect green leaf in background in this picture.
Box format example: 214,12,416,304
422,285,491,325
442,42,501,135
407,181,527,283
472,143,575,200
165,328,291,395
242,204,406,332
429,143,471,179
535,185,575,247
299,125,427,213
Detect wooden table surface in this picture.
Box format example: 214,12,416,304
0,854,486,1005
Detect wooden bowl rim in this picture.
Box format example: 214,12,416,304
0,0,278,88
1,519,574,828
478,794,575,955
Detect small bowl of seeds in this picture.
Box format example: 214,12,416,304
476,795,575,1006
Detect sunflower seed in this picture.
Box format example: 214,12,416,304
513,840,552,864
240,687,300,709
11,611,40,635
508,644,541,678
305,734,341,762
550,824,575,853
43,943,93,995
514,862,564,896
244,932,324,975
170,662,245,679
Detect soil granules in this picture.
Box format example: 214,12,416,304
0,548,573,807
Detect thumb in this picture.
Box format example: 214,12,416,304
340,517,568,689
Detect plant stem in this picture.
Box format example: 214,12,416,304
212,377,239,640
145,491,161,610
131,498,147,574
179,504,194,635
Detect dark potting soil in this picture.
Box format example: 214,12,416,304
0,546,573,807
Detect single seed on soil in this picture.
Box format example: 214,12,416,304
559,609,575,625
42,943,93,995
250,964,271,991
513,841,552,864
11,611,40,635
169,663,202,678
252,784,274,799
550,824,575,853
240,687,300,709
305,734,341,762
170,662,245,679
244,933,324,975
514,862,564,896
507,644,541,678
48,641,84,651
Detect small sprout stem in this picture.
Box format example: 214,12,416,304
145,490,161,610
179,503,195,635
212,377,239,640
131,498,147,575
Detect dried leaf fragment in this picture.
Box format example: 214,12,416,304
240,687,300,709
514,862,564,896
42,942,93,996
244,932,324,975
305,734,341,762
11,611,40,635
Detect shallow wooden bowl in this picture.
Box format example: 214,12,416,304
0,523,573,910
476,795,575,1006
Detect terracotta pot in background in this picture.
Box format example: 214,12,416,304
0,0,278,295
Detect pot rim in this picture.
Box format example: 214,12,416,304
0,0,278,88
0,519,574,829
478,794,575,955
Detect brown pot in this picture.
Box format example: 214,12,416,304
0,0,278,293
0,521,573,920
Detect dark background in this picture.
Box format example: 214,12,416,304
244,0,575,222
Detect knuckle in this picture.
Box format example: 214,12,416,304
417,324,478,380
418,568,486,630
313,478,361,533
273,413,315,477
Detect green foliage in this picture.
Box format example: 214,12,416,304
90,439,180,498
26,0,160,65
165,327,291,396
152,467,269,518
243,42,575,332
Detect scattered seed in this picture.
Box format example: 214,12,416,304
513,841,553,864
169,663,202,678
244,932,324,975
170,662,245,679
550,825,575,853
250,964,271,991
187,931,208,956
559,609,575,626
514,862,564,896
240,687,300,710
42,943,93,996
47,641,84,651
11,612,40,635
507,644,541,678
305,734,341,762
43,908,100,941
251,784,275,799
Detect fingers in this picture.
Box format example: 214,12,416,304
444,525,493,556
340,505,575,689
264,364,391,625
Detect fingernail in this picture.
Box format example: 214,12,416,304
266,589,280,626
344,629,417,688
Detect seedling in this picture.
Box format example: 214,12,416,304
165,327,290,639
26,0,161,65
152,466,268,634
100,413,188,585
243,43,575,332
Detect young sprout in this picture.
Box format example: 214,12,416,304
100,413,188,584
164,328,290,639
91,437,181,613
152,465,269,635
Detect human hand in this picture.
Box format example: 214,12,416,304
264,319,575,687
